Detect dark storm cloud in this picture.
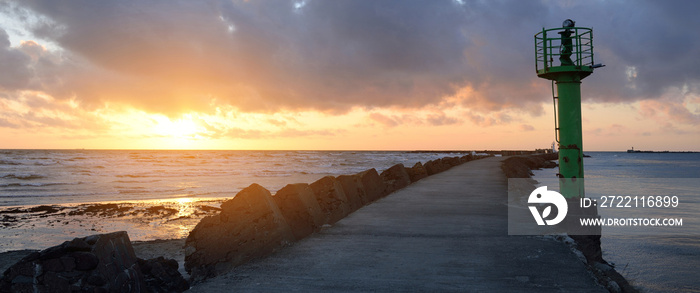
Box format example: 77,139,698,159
560,0,700,102
4,0,700,116
0,29,32,90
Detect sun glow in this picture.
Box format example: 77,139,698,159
130,113,217,149
152,115,202,139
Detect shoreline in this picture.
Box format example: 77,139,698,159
0,198,224,253
0,196,227,210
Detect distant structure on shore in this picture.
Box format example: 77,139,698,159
627,147,699,153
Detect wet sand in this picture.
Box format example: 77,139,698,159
0,198,223,253
0,198,223,283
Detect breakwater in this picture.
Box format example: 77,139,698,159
186,156,610,292
183,154,483,282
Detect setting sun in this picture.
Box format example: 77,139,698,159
152,115,202,140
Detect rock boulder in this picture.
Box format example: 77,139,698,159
423,160,443,175
460,154,474,163
273,183,325,239
442,156,461,167
355,169,385,203
309,176,351,224
336,174,370,212
405,162,428,182
380,164,411,195
0,231,186,293
138,257,189,293
185,183,295,281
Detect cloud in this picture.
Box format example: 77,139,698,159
0,29,32,90
586,124,628,137
426,113,460,126
223,128,266,140
18,40,45,60
7,0,475,114
639,99,700,125
368,110,461,128
223,127,343,139
369,113,399,128
0,0,698,123
276,128,344,138
266,118,287,127
608,124,626,133
657,122,695,135
519,124,535,131
0,117,20,128
464,111,513,127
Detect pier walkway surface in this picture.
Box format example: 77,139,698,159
188,157,605,292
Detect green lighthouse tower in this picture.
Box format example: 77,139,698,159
535,19,603,198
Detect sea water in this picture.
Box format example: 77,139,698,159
0,150,459,207
532,152,700,293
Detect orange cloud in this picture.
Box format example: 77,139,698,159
369,113,398,128
519,124,535,131
639,99,700,125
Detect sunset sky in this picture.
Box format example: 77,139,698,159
0,0,698,150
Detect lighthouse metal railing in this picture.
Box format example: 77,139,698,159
535,27,594,74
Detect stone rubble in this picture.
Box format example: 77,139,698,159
0,231,188,293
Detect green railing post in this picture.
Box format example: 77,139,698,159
541,28,548,71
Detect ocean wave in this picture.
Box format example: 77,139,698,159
67,157,88,161
117,189,147,194
254,170,293,177
116,174,151,178
1,174,46,180
0,182,73,188
75,170,93,176
0,160,22,166
0,191,102,200
33,161,59,166
113,179,162,184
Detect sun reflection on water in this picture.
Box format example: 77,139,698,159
173,197,196,238
174,197,195,218
127,196,223,240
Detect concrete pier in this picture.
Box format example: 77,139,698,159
188,157,605,292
